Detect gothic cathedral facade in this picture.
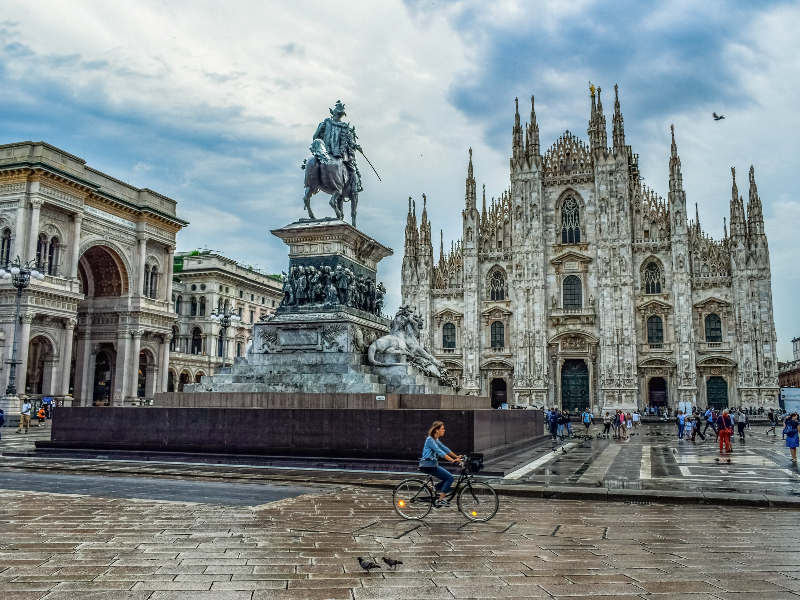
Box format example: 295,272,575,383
401,86,778,412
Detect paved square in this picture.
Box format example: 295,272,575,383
2,480,800,599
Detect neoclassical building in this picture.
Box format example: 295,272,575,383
0,141,186,406
168,251,282,391
402,86,779,412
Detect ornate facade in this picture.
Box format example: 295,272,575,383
0,141,186,407
168,251,282,390
402,87,779,411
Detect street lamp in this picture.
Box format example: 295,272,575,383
1,257,45,396
209,307,241,368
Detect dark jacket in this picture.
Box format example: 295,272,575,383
716,414,733,431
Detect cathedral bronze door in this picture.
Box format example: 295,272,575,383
706,376,728,410
561,359,589,412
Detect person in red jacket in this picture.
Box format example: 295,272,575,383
717,408,734,453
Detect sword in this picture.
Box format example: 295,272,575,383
358,148,382,182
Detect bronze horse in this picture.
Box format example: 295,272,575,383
302,139,358,226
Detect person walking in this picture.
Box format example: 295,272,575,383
703,407,716,438
717,409,734,453
685,415,693,441
784,412,799,463
0,408,4,443
693,414,705,442
603,412,611,439
766,409,776,436
549,408,559,442
16,400,31,434
620,410,628,440
564,410,573,438
677,410,685,442
736,409,747,442
557,410,565,439
37,406,46,427
632,410,640,432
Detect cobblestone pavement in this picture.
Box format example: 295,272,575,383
2,484,800,599
496,422,800,495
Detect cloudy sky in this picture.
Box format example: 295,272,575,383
1,0,798,358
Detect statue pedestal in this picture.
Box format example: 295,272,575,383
0,395,20,428
271,218,393,293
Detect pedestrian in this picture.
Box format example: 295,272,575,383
693,414,705,442
557,410,565,438
632,410,640,432
626,412,633,435
677,410,685,442
620,410,628,440
703,407,716,438
784,412,799,462
603,412,611,438
0,408,4,442
766,409,776,436
717,408,734,453
736,409,746,441
16,400,31,434
581,407,593,436
37,406,46,427
549,408,559,442
685,415,693,441
564,410,572,438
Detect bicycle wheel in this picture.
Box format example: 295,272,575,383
393,479,434,520
457,481,499,522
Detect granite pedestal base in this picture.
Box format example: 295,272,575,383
38,406,543,460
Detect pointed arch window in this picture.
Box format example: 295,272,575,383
490,321,504,348
443,322,456,349
489,270,505,301
643,262,662,294
562,275,582,310
647,316,664,344
705,313,722,342
561,197,581,244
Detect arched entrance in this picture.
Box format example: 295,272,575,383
490,378,507,409
648,377,668,409
706,376,728,410
136,351,148,398
93,350,112,406
194,371,205,383
167,369,176,393
25,335,55,395
178,370,190,392
561,359,589,412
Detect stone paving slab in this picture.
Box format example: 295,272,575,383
0,485,800,599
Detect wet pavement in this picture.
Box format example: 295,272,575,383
2,484,800,599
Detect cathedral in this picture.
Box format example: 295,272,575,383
401,85,779,412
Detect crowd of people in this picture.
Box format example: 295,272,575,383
545,407,642,441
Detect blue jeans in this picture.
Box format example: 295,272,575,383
421,465,453,494
678,424,685,438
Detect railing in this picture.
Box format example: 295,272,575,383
707,342,723,348
648,343,663,349
489,346,506,353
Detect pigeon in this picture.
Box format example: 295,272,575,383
381,556,403,570
713,112,725,121
562,447,567,454
358,557,381,572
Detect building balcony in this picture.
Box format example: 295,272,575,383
549,306,596,327
434,347,463,359
485,346,512,357
697,341,732,354
639,342,674,354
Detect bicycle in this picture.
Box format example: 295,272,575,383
392,454,499,522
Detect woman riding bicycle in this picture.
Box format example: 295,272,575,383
419,421,463,507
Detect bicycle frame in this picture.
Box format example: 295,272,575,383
417,464,478,504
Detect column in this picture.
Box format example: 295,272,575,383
42,358,58,395
60,319,77,397
26,199,43,262
15,312,34,395
164,246,175,302
69,214,83,279
128,330,142,399
13,198,25,262
113,330,130,405
160,335,171,393
136,234,147,295
72,330,91,405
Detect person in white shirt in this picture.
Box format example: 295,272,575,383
632,411,640,431
16,401,32,434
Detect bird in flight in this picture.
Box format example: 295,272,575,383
713,113,725,121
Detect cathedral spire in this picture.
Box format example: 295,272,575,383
729,167,745,239
612,84,625,152
747,165,764,237
512,97,523,161
481,184,487,222
419,193,432,250
464,148,477,211
404,197,418,256
525,95,540,160
588,84,608,153
439,229,444,264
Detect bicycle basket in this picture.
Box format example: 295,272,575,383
467,453,484,473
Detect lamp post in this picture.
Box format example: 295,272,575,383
2,257,45,396
209,307,241,369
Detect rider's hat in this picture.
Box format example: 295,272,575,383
329,100,347,117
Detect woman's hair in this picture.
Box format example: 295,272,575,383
428,421,444,437
722,409,729,414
